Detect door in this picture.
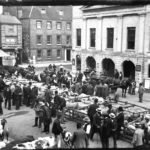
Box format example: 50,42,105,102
66,49,71,61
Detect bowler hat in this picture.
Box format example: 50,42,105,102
118,106,124,112
96,108,101,113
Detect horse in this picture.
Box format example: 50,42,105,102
119,78,132,98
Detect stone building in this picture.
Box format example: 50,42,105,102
0,14,22,64
72,5,150,86
3,6,72,62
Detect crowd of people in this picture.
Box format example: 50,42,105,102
0,64,149,148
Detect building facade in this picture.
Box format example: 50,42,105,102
3,6,72,62
0,14,22,64
72,5,150,86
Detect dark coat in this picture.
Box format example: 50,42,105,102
52,118,63,136
116,112,124,127
31,87,38,99
87,104,98,119
26,86,32,98
87,84,94,95
4,87,11,99
72,129,89,148
45,89,53,102
54,95,61,109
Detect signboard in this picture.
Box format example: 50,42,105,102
135,65,141,72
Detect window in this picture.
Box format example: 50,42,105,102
47,35,52,44
66,35,71,45
127,27,136,49
57,35,62,44
90,28,96,47
59,10,64,16
36,35,42,44
36,21,42,29
66,22,71,30
37,50,42,58
41,9,46,14
107,28,114,48
47,21,52,29
76,29,81,46
56,22,62,30
47,49,52,57
57,49,61,57
18,10,22,18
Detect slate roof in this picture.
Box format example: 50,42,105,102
0,14,21,24
20,6,72,21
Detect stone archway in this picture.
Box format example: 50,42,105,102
102,58,115,77
123,60,135,80
86,56,96,71
76,55,81,70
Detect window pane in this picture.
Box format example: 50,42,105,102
66,35,71,44
47,49,52,57
67,23,71,30
57,49,61,57
37,50,42,58
90,28,96,47
36,21,42,29
47,35,52,44
47,21,52,29
37,35,42,44
127,27,135,49
57,35,61,44
107,28,114,48
76,29,81,46
57,22,62,29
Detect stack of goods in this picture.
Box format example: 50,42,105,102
13,136,56,149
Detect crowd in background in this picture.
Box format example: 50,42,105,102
0,64,148,148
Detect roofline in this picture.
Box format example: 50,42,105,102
0,23,22,25
29,6,34,18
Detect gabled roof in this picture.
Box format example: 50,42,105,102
29,6,72,21
0,15,21,24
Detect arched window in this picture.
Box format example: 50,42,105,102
148,64,150,78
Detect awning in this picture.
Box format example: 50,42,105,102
0,50,10,57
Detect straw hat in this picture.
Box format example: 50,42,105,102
83,117,90,122
145,114,150,120
109,113,116,119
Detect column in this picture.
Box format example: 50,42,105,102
138,13,145,54
116,15,123,52
82,18,87,50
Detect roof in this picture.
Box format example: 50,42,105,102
0,15,21,24
21,6,72,21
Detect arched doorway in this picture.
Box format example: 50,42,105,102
123,60,135,80
102,58,115,77
76,55,81,70
86,56,96,71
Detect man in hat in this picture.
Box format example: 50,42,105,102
0,91,3,115
116,106,124,139
4,84,11,110
143,114,150,144
52,112,63,148
86,81,94,96
109,113,117,148
138,83,145,103
26,82,32,107
83,117,91,139
81,81,88,94
45,85,53,106
31,85,38,108
87,98,99,126
23,83,28,105
72,122,89,148
132,123,144,148
90,108,102,141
